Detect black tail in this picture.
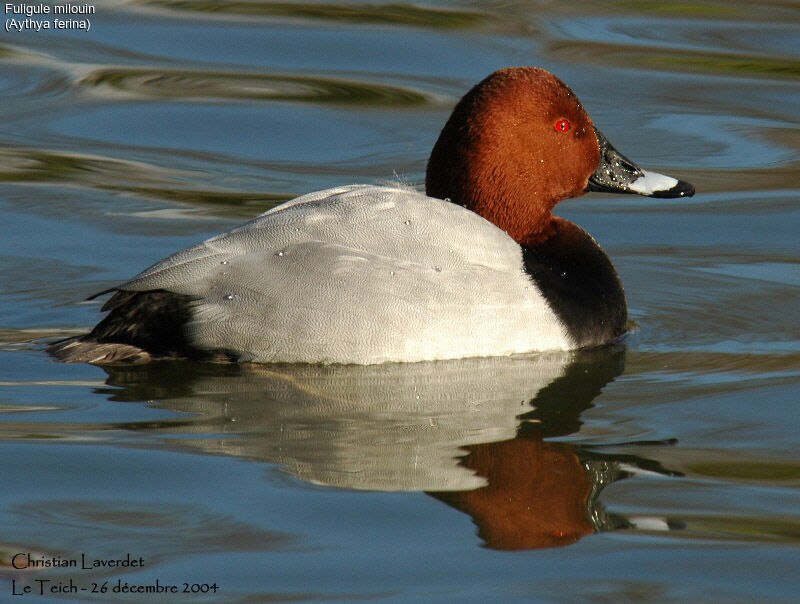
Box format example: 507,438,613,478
47,290,230,364
46,336,154,364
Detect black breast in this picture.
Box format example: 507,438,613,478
522,219,627,348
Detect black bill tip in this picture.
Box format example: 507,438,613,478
649,178,695,199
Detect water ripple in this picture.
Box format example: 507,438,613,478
141,0,490,29
550,41,800,81
0,148,173,186
80,68,438,106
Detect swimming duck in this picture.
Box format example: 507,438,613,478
49,67,694,365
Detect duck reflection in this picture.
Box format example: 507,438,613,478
99,347,677,550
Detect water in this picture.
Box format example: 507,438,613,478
1,0,799,601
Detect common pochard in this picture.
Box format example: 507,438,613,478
49,67,694,364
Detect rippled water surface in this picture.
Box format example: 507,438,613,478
1,1,799,602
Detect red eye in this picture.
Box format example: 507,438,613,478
554,119,571,133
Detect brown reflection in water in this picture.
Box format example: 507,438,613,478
431,435,593,550
426,349,681,551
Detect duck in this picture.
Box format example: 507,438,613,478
48,67,694,365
